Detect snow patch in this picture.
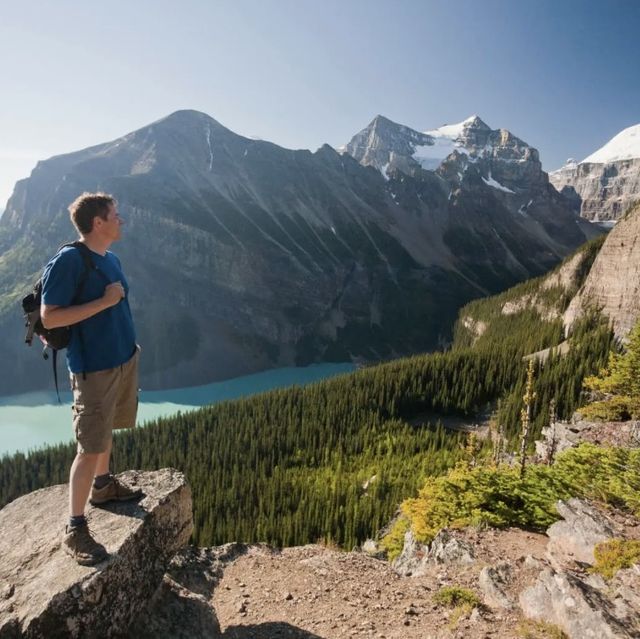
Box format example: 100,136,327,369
482,172,515,194
424,115,479,140
331,226,337,235
380,162,390,180
582,123,640,164
411,116,479,169
206,125,214,170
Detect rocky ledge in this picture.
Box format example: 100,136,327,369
0,469,192,638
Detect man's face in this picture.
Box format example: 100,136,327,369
99,203,123,241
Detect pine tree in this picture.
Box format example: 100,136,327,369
582,319,640,420
546,398,558,465
519,359,537,479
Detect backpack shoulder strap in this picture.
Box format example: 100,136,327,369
59,241,94,272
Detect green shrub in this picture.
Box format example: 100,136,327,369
578,395,640,421
384,444,640,558
582,319,640,420
379,516,409,559
591,539,640,579
433,585,481,608
517,619,568,638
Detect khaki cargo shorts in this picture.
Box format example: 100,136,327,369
70,345,140,454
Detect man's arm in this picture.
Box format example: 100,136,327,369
41,281,125,329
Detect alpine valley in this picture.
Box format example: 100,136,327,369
0,110,599,394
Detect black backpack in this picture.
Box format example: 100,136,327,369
22,241,97,400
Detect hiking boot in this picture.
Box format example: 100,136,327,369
63,523,108,566
89,474,144,506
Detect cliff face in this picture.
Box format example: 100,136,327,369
564,204,640,337
549,123,640,222
550,159,640,222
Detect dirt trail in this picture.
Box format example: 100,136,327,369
211,528,549,639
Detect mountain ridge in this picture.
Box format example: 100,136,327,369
550,122,640,222
0,109,596,394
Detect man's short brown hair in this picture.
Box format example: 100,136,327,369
68,192,116,235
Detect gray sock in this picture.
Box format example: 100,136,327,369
69,514,86,529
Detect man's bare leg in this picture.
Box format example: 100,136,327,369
69,452,101,517
94,436,112,478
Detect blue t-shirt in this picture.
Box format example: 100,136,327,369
41,245,137,373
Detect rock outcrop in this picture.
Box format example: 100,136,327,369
536,416,640,460
546,499,619,566
564,203,640,337
127,545,249,639
478,561,516,609
0,469,192,638
392,528,475,577
520,567,640,638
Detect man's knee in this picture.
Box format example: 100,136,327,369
74,451,103,463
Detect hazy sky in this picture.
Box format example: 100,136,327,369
1,0,639,209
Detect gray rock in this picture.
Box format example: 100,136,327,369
519,568,639,638
478,561,515,609
0,469,192,638
608,566,640,633
392,528,475,577
535,419,594,460
361,539,379,555
391,530,429,577
546,499,618,566
428,529,475,565
126,575,221,639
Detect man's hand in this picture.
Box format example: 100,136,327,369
102,281,125,308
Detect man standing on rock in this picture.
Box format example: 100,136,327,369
41,192,143,565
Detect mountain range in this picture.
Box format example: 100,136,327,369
0,110,598,394
550,122,640,222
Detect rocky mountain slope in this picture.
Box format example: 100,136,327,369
550,123,640,222
0,110,596,394
564,203,640,338
455,202,640,346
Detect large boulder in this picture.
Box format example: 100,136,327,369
427,529,475,565
128,544,251,638
520,568,640,638
478,561,515,609
0,469,192,638
392,528,475,577
546,499,618,566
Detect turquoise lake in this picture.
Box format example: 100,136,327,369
0,363,356,458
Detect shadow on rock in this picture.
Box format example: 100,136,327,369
222,622,324,639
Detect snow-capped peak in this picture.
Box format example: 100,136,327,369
423,115,484,140
412,116,487,170
581,123,640,164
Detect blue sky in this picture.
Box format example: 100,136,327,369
1,0,638,208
